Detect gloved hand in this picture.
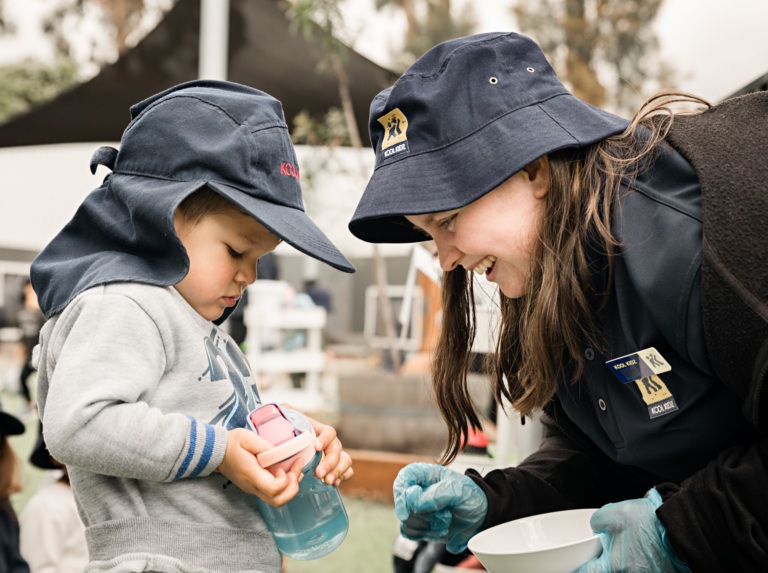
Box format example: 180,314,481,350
393,462,488,554
574,489,690,573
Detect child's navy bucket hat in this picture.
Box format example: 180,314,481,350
32,81,355,321
349,32,629,243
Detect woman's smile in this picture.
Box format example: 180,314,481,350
471,255,497,276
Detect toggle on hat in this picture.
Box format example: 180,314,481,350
349,32,629,244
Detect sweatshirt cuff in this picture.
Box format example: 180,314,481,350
169,418,228,481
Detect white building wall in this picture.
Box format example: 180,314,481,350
0,143,411,258
0,142,115,252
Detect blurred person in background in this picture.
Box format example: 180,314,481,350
350,33,768,573
0,402,29,573
303,280,331,314
19,425,87,573
16,281,45,409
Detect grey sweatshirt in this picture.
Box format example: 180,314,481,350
34,283,281,573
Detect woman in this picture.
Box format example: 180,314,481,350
0,403,29,573
349,33,768,572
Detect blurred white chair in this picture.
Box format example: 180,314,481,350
244,280,328,411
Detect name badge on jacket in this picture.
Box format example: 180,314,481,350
606,348,678,419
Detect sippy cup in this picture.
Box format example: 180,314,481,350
247,403,349,560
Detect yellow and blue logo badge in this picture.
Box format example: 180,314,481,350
606,348,678,419
633,375,678,419
377,108,409,159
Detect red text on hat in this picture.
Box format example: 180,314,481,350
280,162,300,181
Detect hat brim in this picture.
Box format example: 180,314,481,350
0,412,25,437
349,94,629,244
207,181,355,274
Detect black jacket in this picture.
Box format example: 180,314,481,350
468,93,768,573
0,501,28,573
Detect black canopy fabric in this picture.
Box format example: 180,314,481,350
0,0,396,148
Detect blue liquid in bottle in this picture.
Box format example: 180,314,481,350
258,451,349,560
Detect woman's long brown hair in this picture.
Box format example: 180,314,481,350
434,91,711,464
0,436,21,500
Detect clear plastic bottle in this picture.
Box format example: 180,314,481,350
257,450,349,560
248,404,349,560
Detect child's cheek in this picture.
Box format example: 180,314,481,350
210,262,235,291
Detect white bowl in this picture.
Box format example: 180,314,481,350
467,509,602,573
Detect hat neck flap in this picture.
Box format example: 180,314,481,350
31,173,197,320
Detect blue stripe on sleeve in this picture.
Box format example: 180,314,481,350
189,424,216,478
174,416,197,481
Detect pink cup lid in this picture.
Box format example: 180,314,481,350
250,404,299,446
256,430,315,469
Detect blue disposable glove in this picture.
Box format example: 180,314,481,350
393,462,488,554
574,489,690,573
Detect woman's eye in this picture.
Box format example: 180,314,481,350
227,246,244,259
440,214,457,230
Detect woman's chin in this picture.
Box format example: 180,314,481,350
497,278,526,299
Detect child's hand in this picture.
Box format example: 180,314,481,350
282,403,353,487
217,428,303,507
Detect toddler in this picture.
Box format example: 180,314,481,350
31,81,355,573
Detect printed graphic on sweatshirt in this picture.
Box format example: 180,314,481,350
199,327,261,429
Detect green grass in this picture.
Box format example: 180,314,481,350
287,496,400,573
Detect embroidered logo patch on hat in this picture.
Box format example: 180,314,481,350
377,108,409,159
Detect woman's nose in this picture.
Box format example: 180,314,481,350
435,240,461,272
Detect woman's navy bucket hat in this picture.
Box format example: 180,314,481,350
32,80,355,321
348,32,629,244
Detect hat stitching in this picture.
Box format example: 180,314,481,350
122,95,243,139
249,123,289,134
368,127,571,199
264,219,339,255
405,32,513,80
264,216,341,256
375,91,571,171
112,169,197,183
537,103,580,143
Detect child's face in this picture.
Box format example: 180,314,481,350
174,210,281,320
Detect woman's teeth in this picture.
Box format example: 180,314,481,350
473,255,496,275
